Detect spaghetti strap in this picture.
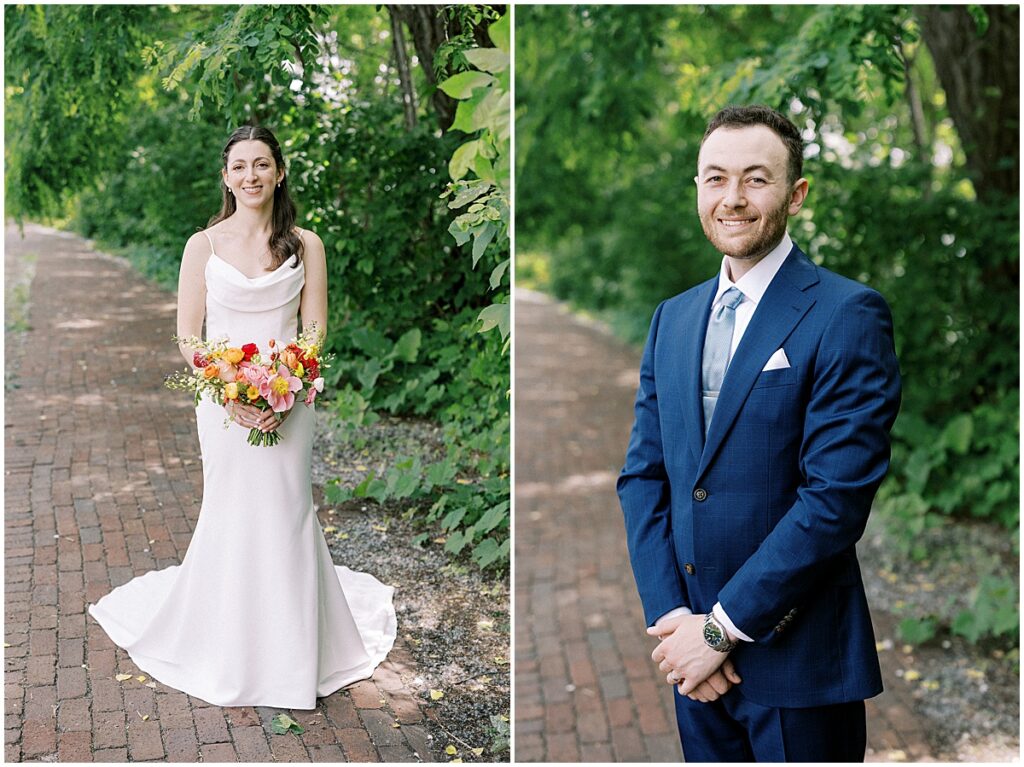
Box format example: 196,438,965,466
201,229,215,255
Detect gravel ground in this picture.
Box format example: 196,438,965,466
860,510,1019,761
312,413,511,762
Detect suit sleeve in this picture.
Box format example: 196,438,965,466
617,301,689,626
717,288,901,642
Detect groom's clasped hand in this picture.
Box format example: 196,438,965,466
647,614,741,703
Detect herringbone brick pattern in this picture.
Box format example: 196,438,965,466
5,223,433,762
512,288,935,762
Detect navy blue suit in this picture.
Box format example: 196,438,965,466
617,244,901,759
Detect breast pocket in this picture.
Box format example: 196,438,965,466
746,365,801,426
752,364,798,389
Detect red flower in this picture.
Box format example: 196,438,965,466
241,343,259,361
306,359,320,380
193,352,209,368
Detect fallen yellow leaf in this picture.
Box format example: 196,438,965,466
323,526,338,534
478,676,491,684
965,668,985,680
455,479,472,485
136,675,147,683
471,747,484,756
392,722,401,728
904,670,921,682
433,537,446,544
494,656,508,665
430,689,445,701
477,620,494,629
356,464,368,471
498,714,509,722
115,673,133,681
373,525,388,532
921,680,940,690
452,760,463,764
3,643,10,648
335,533,350,540
445,745,457,755
145,682,157,689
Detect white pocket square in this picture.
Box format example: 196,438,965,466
762,348,791,371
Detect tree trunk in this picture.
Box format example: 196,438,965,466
916,5,1019,198
388,9,418,130
385,5,456,130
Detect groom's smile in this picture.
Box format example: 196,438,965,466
695,124,807,270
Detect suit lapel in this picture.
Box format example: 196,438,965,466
696,246,820,480
674,279,717,466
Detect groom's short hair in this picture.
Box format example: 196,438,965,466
702,105,804,184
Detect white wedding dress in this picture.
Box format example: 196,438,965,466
89,238,397,708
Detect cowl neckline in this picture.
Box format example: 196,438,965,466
205,253,304,313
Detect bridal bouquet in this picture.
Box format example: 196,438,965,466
166,325,331,447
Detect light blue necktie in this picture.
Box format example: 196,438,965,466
702,286,745,436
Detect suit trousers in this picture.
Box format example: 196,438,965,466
674,686,866,762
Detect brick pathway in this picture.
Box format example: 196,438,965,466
4,223,434,762
512,288,937,762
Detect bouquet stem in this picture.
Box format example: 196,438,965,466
247,427,282,447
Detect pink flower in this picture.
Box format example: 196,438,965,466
304,377,324,406
240,362,269,388
260,363,303,412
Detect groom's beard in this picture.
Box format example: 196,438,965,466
699,196,790,264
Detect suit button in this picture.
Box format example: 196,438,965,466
684,563,696,575
693,488,707,502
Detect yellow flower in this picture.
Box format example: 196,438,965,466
246,385,260,401
294,362,304,378
224,347,245,365
224,382,239,400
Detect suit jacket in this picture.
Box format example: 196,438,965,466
617,243,901,709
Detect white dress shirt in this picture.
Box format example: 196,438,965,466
656,232,794,642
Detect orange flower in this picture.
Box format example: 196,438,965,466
281,350,298,368
203,365,220,380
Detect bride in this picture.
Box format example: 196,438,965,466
88,125,397,708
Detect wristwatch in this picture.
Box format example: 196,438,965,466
703,612,738,653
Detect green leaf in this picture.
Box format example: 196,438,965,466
488,12,510,52
270,713,305,735
941,414,973,455
463,47,509,73
392,328,422,363
897,616,936,645
448,219,472,246
477,303,509,340
475,501,509,534
489,259,509,290
472,222,497,266
449,140,480,181
450,99,478,134
438,71,494,99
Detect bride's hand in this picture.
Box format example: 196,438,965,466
259,406,290,434
227,401,268,430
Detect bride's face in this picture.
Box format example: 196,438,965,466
222,140,283,208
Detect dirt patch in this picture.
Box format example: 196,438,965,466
312,412,510,762
860,511,1019,761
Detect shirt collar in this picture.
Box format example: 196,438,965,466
714,231,793,307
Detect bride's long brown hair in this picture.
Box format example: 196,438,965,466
206,125,304,271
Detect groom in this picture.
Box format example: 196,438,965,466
616,105,901,762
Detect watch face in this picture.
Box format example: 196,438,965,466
704,621,722,646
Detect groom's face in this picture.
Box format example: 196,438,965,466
696,125,807,262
